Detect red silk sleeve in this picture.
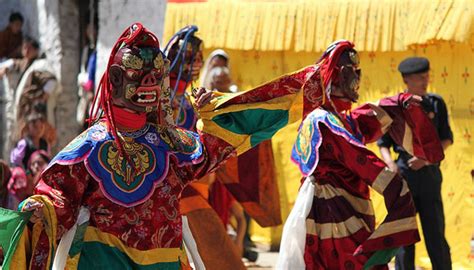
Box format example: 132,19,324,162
352,93,444,163
350,103,393,144
378,93,444,163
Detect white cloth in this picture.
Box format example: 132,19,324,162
52,207,90,270
42,79,57,94
0,59,14,69
276,176,315,269
182,215,206,270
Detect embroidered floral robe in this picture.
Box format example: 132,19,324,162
21,122,234,269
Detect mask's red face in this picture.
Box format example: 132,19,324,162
109,46,167,113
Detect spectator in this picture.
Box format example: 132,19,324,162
0,160,12,208
0,36,40,91
6,166,28,209
17,70,57,120
200,49,236,91
77,22,98,129
207,66,237,93
1,151,49,211
10,111,49,169
377,57,453,270
0,12,24,59
0,36,59,148
16,71,58,148
26,149,50,188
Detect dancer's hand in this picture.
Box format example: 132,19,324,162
386,161,399,174
192,87,214,108
23,201,44,223
403,94,422,108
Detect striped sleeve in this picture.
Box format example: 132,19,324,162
327,130,420,254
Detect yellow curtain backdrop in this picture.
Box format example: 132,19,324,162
164,0,474,268
165,0,473,52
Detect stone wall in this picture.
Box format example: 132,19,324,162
96,0,167,83
42,0,80,150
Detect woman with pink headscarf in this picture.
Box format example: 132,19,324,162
5,150,50,209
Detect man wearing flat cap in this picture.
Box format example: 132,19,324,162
377,57,453,270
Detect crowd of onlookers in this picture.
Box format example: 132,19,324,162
0,10,100,211
0,12,57,210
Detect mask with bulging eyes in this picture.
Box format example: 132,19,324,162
109,46,169,113
335,50,361,102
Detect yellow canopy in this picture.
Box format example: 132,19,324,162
165,0,474,52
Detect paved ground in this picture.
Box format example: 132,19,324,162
246,250,278,269
245,251,400,270
244,239,474,269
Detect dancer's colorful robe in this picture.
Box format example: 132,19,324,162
15,122,237,269
291,105,426,269
171,74,276,268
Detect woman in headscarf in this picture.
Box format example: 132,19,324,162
199,49,229,89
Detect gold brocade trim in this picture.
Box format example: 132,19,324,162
314,183,375,216
367,216,418,240
372,167,396,194
402,122,415,156
306,216,371,239
368,103,393,134
21,195,58,270
65,253,81,270
9,227,30,270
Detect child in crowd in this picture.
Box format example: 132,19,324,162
10,111,49,169
27,149,50,187
4,150,50,210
